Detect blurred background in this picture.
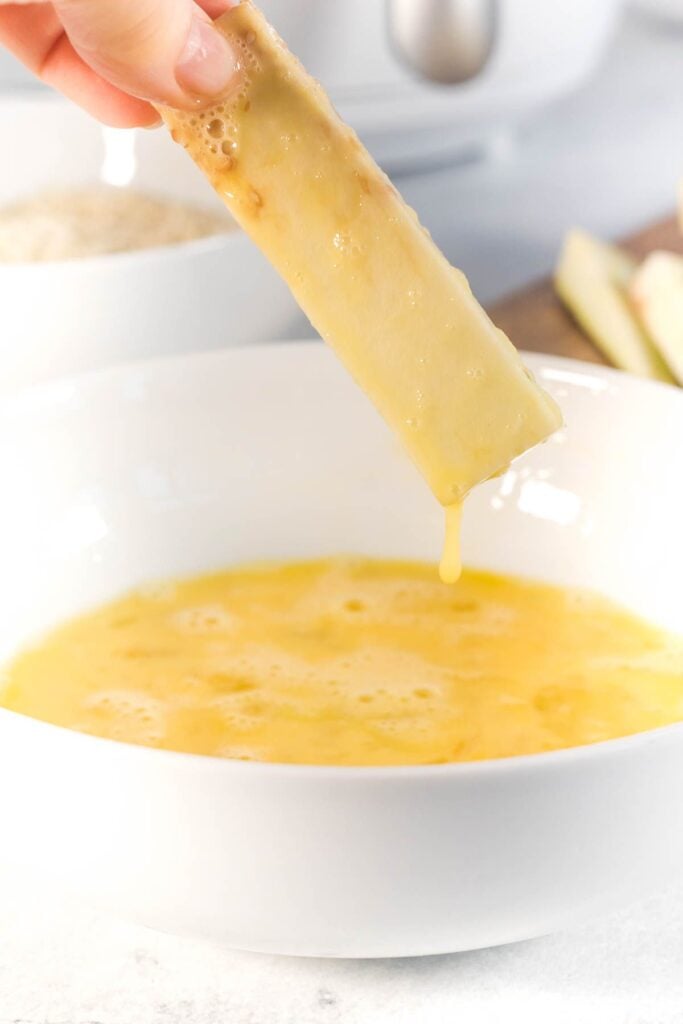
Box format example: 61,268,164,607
0,0,682,388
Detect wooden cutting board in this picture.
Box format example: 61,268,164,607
487,215,682,365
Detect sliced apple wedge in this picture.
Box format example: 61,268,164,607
555,229,673,383
631,251,683,384
160,1,561,514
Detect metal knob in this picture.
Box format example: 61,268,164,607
387,0,497,85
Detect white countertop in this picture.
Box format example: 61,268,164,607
1,11,683,1023
2,872,683,1023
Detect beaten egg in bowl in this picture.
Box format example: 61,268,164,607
3,557,683,767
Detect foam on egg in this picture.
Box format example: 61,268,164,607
4,557,683,766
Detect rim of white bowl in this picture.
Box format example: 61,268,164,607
0,92,246,271
0,228,248,273
1,342,680,424
1,344,681,778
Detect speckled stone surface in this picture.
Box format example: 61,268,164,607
2,872,683,1024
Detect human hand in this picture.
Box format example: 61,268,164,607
0,0,240,127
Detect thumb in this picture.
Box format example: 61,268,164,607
54,0,239,109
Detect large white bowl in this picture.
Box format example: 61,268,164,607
0,96,301,395
0,343,681,958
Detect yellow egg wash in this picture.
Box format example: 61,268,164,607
440,504,463,584
3,558,683,767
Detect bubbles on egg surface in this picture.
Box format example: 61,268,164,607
84,689,165,745
227,28,262,74
171,604,234,635
374,716,417,737
455,601,515,638
279,131,299,150
332,231,347,251
330,231,363,258
168,32,263,168
217,744,260,762
290,572,399,625
220,709,263,732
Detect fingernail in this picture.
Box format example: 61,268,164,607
175,15,237,98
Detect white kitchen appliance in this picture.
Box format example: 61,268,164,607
0,0,622,172
257,0,623,169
